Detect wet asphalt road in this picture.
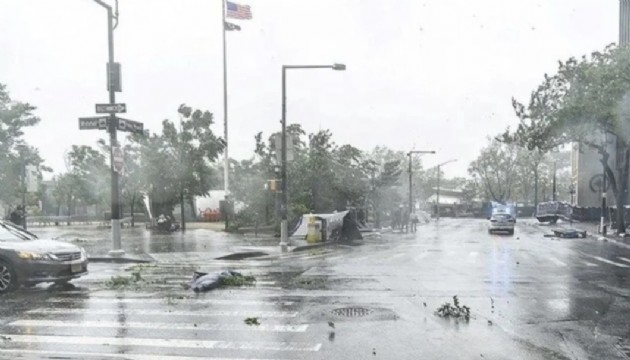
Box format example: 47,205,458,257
2,219,630,359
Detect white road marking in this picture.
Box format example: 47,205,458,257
468,251,479,262
10,319,308,333
547,257,567,267
45,297,293,306
617,257,630,264
0,334,321,352
587,255,630,268
583,261,599,267
0,349,291,360
26,308,297,318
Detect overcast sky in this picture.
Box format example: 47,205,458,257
0,0,619,179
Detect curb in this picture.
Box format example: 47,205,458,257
88,254,154,264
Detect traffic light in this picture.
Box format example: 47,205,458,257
267,179,281,192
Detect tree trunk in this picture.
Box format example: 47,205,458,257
130,194,135,228
180,187,186,232
534,166,539,208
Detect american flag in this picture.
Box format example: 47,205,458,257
226,1,252,20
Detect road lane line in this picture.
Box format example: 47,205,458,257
617,257,630,264
0,334,322,351
45,298,294,306
9,320,308,332
26,308,297,318
585,255,630,268
547,257,567,267
0,334,321,352
0,349,291,360
583,261,598,267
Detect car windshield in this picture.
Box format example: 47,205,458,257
0,223,35,242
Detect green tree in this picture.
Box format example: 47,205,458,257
0,84,47,209
469,139,519,203
502,44,630,232
129,105,224,221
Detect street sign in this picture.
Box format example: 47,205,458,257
116,117,144,134
107,62,122,92
79,117,109,130
273,133,295,164
25,165,38,193
96,103,126,114
112,146,124,173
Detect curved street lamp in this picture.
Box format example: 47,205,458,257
279,63,346,252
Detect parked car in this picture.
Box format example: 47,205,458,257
0,220,88,293
488,212,515,235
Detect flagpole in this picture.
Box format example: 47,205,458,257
222,0,230,203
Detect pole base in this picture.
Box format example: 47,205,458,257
107,249,126,257
279,243,288,253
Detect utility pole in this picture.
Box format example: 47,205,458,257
407,150,435,216
93,0,123,257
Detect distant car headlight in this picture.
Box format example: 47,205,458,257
17,251,51,261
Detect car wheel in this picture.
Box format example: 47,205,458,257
0,261,17,293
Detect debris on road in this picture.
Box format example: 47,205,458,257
244,317,260,326
328,321,335,329
436,296,471,321
487,320,493,326
548,229,587,239
189,270,255,292
0,335,11,341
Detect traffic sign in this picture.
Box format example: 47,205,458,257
96,103,126,114
79,117,109,130
112,146,124,173
116,117,144,134
107,62,122,92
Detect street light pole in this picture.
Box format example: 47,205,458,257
280,64,346,252
407,150,435,216
93,0,123,257
435,159,457,221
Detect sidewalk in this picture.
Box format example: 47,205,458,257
525,218,630,249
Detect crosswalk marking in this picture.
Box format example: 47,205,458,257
9,319,308,333
586,255,630,268
0,349,290,360
0,334,322,352
44,297,294,306
26,308,298,318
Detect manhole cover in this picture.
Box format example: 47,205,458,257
331,307,372,317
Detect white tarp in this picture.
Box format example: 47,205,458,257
291,211,349,238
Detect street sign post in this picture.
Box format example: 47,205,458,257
116,117,144,134
79,117,109,130
96,103,126,114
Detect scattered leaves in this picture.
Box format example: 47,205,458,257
435,296,471,321
244,317,260,326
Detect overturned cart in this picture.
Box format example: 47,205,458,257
291,211,363,243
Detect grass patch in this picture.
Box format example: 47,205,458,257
220,274,256,287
